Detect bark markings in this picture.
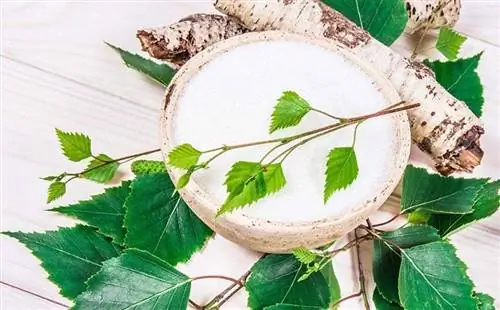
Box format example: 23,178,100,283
139,0,482,175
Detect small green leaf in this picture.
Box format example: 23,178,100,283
321,263,341,308
373,288,403,310
124,173,213,265
47,181,66,203
324,147,358,203
436,27,467,60
407,209,431,224
270,91,311,133
399,241,476,310
292,247,317,265
50,181,130,244
373,225,441,304
74,249,191,310
83,154,119,183
41,176,58,181
3,225,121,299
177,171,192,189
324,0,408,46
425,53,484,117
401,165,488,214
131,159,166,175
106,43,175,87
246,254,331,310
475,292,495,310
167,144,202,169
217,162,286,216
55,128,92,162
428,180,500,237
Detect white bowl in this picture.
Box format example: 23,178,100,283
160,31,411,253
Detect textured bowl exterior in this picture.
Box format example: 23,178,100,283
160,31,411,253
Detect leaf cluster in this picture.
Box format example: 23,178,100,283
43,129,120,203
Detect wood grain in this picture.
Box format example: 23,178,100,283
1,1,499,309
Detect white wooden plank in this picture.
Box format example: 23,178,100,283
2,1,498,110
1,284,67,310
1,1,499,309
0,58,359,309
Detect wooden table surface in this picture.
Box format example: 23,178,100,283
1,1,499,309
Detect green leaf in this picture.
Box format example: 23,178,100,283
407,209,431,224
47,181,66,203
475,293,495,310
55,128,92,162
41,176,58,181
425,53,484,117
131,159,166,175
50,181,130,244
269,91,311,133
124,173,213,265
74,249,191,309
373,225,441,304
321,263,341,308
436,27,467,60
3,225,121,299
177,171,192,189
399,241,476,310
428,180,500,237
264,305,325,310
83,154,119,183
324,147,358,203
217,162,286,216
246,254,331,310
324,0,408,46
106,43,175,87
401,165,488,214
292,247,317,265
167,143,202,169
373,288,403,310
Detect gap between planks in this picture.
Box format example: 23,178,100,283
1,281,69,309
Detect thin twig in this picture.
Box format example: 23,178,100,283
215,283,246,309
372,214,401,227
331,291,362,308
410,0,454,59
355,229,370,310
324,234,372,257
65,148,161,182
310,107,346,121
203,270,251,309
366,219,373,230
190,275,241,285
201,103,420,155
189,299,203,310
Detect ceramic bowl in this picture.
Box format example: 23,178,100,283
160,31,411,253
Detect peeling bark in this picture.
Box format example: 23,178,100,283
405,0,461,34
137,13,247,67
214,0,482,174
136,0,478,174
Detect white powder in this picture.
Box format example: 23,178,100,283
171,39,398,222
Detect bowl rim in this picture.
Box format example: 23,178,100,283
160,31,411,240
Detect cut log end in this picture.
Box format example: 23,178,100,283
137,13,248,67
137,30,186,67
436,126,484,175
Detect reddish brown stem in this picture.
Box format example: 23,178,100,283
191,275,241,286
189,299,203,310
372,214,401,227
355,230,370,310
331,291,363,308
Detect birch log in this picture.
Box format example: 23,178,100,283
137,14,247,67
213,0,483,175
405,0,461,34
